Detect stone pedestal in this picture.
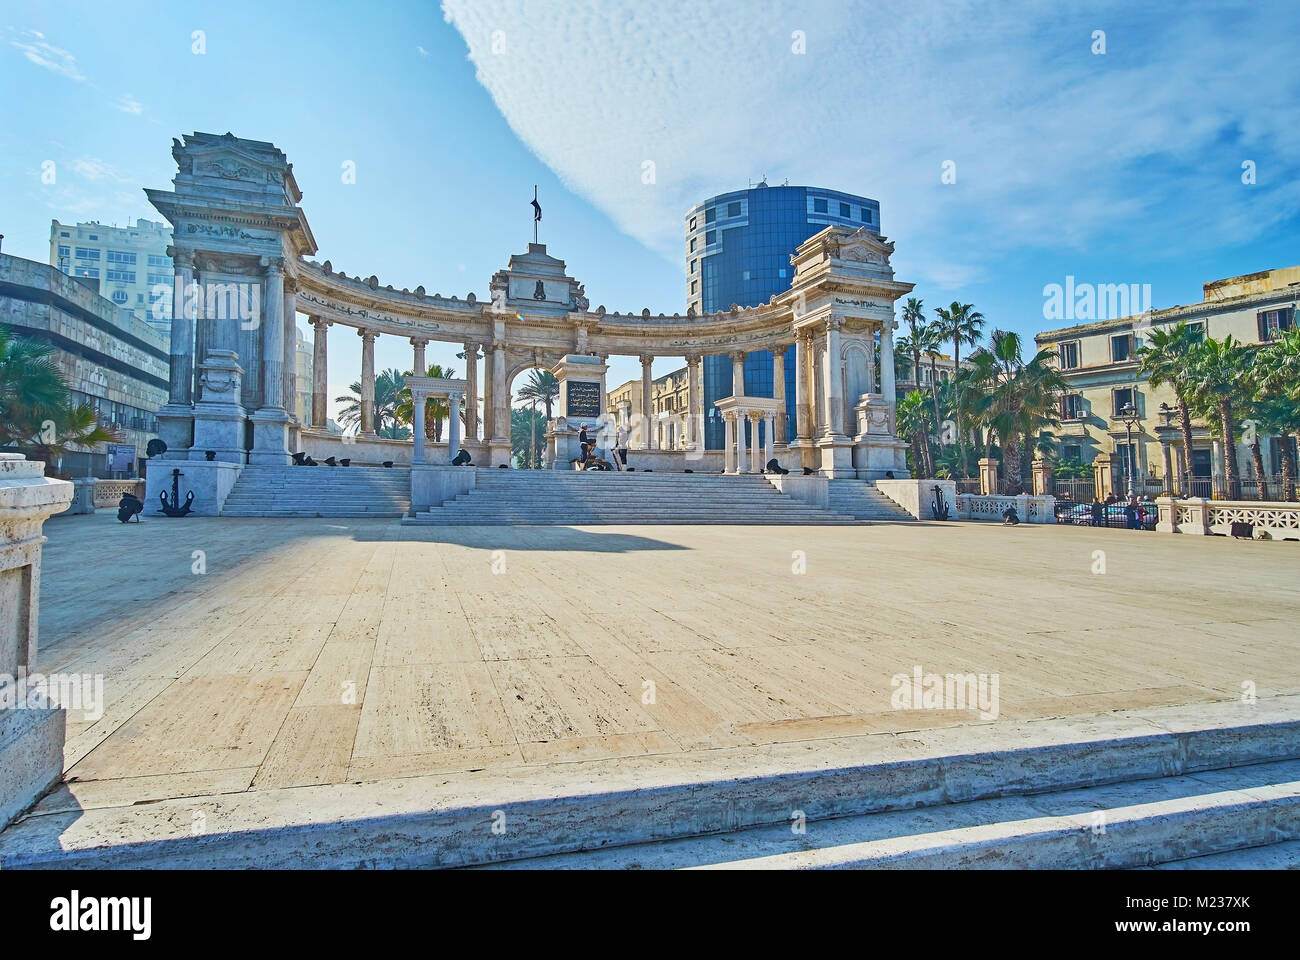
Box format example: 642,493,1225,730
978,457,1000,495
876,478,958,520
817,436,856,478
546,419,581,470
154,402,195,459
0,454,73,829
190,350,247,464
851,394,909,479
248,409,292,466
55,477,97,517
410,464,477,513
552,355,608,432
145,459,242,517
1031,459,1054,496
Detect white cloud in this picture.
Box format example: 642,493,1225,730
417,45,430,56
441,0,1300,291
114,93,145,115
71,157,130,183
8,29,84,81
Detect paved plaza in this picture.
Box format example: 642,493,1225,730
28,513,1300,817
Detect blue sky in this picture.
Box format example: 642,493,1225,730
3,0,1298,415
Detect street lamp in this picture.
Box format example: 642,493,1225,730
1119,401,1141,499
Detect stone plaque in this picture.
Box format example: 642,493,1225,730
566,381,601,418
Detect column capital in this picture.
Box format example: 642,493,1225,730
260,256,285,274
410,337,429,348
358,328,377,344
798,327,814,344
283,273,299,295
309,315,332,330
729,350,746,362
167,247,195,271
463,341,481,355
639,354,654,367
825,316,843,332
685,353,702,367
448,390,465,404
772,343,788,358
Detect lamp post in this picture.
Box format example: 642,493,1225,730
1119,401,1141,499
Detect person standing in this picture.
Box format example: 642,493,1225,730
616,422,629,470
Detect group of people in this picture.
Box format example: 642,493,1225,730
577,418,629,471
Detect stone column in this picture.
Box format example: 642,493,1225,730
448,391,463,463
411,338,427,377
772,346,788,448
412,387,426,465
481,354,493,442
686,355,702,449
723,412,736,474
880,320,897,405
463,343,479,441
1031,458,1053,496
491,341,506,441
795,332,811,441
640,354,654,450
282,275,298,416
736,408,749,474
168,249,195,404
978,457,999,496
749,413,763,474
309,317,330,430
764,412,775,467
730,350,746,396
359,329,377,438
259,258,286,412
824,318,845,437
1160,435,1175,496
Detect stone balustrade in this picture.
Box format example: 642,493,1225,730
1156,497,1300,539
956,493,1056,523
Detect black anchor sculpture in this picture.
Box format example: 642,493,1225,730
159,468,195,517
930,484,951,521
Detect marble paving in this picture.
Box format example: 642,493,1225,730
31,512,1300,812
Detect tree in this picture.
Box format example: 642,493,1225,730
900,297,926,395
932,302,985,477
896,389,933,478
0,327,116,476
335,368,405,435
917,320,945,430
1136,322,1201,495
1185,336,1250,499
510,407,547,468
394,364,458,443
1253,327,1300,501
515,369,559,421
984,330,1067,494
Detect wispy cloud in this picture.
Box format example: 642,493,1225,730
417,45,430,57
71,157,131,183
8,28,84,81
441,0,1300,290
114,93,145,115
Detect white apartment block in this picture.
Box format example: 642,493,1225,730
50,218,173,334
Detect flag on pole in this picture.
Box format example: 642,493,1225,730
531,185,542,222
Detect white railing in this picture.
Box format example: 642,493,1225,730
956,493,1056,523
1156,497,1300,540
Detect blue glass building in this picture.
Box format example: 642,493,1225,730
685,184,880,449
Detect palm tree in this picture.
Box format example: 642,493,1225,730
900,298,926,395
394,364,458,443
1136,323,1201,495
917,320,945,430
515,369,559,420
896,389,933,478
0,327,116,475
1253,327,1300,501
985,330,1067,494
932,302,985,477
510,406,547,468
335,368,405,435
1185,336,1250,499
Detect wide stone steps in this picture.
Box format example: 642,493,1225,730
408,472,865,525
221,465,411,518
4,700,1295,868
826,479,916,521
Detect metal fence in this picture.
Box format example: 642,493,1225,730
1051,478,1095,503
1053,499,1157,531
954,479,981,495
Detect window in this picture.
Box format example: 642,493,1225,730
57,244,70,259
689,237,696,253
1110,334,1133,363
861,207,874,223
705,230,716,245
743,270,751,281
1063,444,1082,462
147,254,169,267
75,247,100,260
1058,341,1080,369
106,269,136,283
689,217,696,231
75,266,99,278
1258,307,1295,341
813,198,828,214
107,250,136,265
111,290,128,304
1061,393,1084,420
839,202,851,217
705,207,716,224
147,272,171,286
1112,387,1135,417
727,201,741,217
60,231,69,238
87,234,97,241
690,259,697,273
691,280,698,295
778,268,787,278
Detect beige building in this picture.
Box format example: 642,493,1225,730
50,218,172,334
896,350,960,395
608,365,693,448
1035,265,1298,496
294,326,314,426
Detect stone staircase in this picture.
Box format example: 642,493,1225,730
826,479,917,521
220,464,411,517
407,470,864,525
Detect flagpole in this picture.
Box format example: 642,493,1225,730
533,185,539,245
